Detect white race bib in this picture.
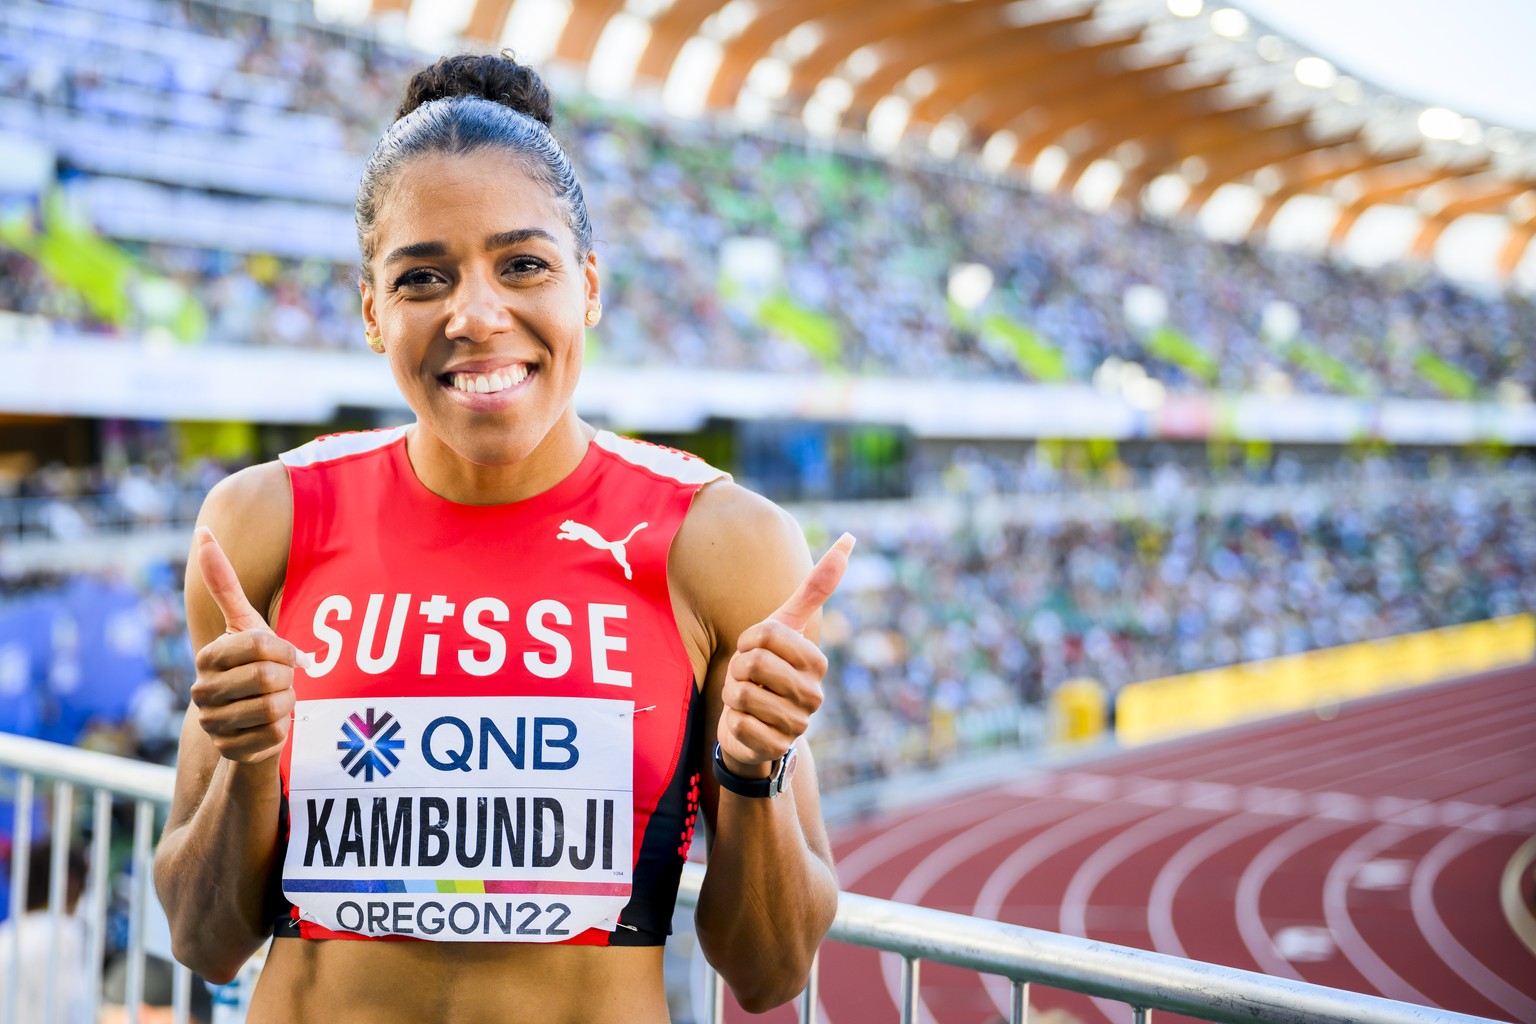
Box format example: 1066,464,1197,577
283,696,634,941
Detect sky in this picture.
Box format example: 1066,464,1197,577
1235,0,1536,133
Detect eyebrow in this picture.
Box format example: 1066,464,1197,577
383,229,560,267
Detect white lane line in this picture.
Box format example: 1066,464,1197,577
1147,811,1290,958
1322,824,1434,1003
872,798,1091,1024
1317,764,1536,1007
1235,817,1361,979
971,801,1154,1022
835,791,1017,888
1410,826,1536,1022
1057,805,1216,1024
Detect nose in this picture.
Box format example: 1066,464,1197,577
443,266,514,343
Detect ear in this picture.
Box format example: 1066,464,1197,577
583,249,600,311
360,276,379,337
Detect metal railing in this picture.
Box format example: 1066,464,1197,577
0,732,1507,1024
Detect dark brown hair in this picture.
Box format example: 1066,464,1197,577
355,51,592,280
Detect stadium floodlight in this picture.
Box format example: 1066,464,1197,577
703,0,755,41
746,58,792,99
1209,7,1248,38
902,68,937,100
948,263,995,311
1166,0,1203,18
1255,34,1285,62
980,131,1019,174
867,96,911,153
1418,107,1465,141
814,77,855,113
843,46,881,83
1142,174,1191,219
1293,57,1336,89
1331,76,1364,105
781,22,823,61
1074,159,1125,213
929,116,967,160
1030,146,1068,191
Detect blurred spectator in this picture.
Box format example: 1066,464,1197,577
0,841,93,1024
0,0,1531,397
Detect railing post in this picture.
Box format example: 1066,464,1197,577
44,781,74,1024
1011,979,1029,1024
799,948,820,1023
125,798,155,1024
1133,1007,1152,1024
86,788,112,1024
899,956,920,1024
3,771,34,1024
172,961,193,1024
704,965,724,1024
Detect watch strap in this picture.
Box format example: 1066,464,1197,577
712,742,789,798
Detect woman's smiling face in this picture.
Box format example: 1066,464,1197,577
361,148,599,468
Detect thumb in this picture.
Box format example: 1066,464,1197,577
770,532,856,634
195,526,268,633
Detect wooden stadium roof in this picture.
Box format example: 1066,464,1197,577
387,0,1536,280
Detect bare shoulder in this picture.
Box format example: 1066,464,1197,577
189,460,293,636
671,480,813,645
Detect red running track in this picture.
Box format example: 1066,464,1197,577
724,665,1536,1024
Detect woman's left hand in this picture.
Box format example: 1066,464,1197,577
717,533,855,775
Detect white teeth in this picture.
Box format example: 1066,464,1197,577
448,367,529,394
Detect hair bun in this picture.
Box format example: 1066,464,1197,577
396,51,554,127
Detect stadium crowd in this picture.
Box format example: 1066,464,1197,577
5,456,1532,788
0,0,1533,400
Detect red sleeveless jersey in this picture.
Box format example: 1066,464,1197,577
271,427,727,946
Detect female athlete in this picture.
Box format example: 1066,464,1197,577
153,52,848,1022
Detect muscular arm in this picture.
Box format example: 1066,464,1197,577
152,462,294,983
672,483,842,1012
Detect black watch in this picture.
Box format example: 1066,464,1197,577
712,742,798,798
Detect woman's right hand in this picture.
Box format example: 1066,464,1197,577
189,526,299,764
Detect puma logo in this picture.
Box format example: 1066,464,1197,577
557,520,649,580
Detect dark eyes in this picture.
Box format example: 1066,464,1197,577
389,257,549,291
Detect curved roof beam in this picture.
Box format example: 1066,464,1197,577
706,0,876,110
1409,181,1535,259
964,38,1167,145
556,0,627,66
1175,122,1354,213
465,0,514,43
1327,163,1491,246
1246,146,1418,233
634,0,724,83
1040,80,1248,179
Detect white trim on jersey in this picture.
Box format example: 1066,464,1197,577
280,425,410,468
594,431,730,486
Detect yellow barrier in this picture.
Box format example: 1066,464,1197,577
1115,614,1536,746
1051,677,1108,744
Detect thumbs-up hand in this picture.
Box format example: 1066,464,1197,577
717,533,855,777
189,526,300,764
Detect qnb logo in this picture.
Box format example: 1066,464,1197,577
337,708,404,781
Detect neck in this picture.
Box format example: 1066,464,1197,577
406,410,595,505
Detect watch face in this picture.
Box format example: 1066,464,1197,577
781,745,799,783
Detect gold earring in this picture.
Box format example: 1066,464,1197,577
585,306,601,327
365,331,385,353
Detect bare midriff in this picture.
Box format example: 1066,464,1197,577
249,940,669,1023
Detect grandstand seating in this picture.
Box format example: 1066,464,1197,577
0,0,1532,401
